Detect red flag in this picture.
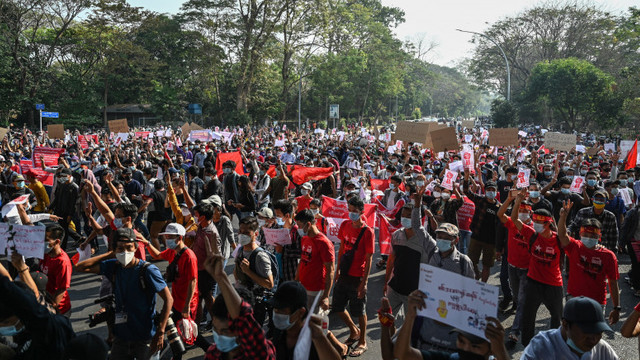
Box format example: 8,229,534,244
625,140,638,170
266,164,294,178
370,179,389,191
378,215,400,255
215,151,246,176
321,196,377,228
291,166,334,184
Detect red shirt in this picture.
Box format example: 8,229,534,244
565,238,619,304
521,224,563,287
298,233,335,291
456,196,475,231
160,247,199,317
40,251,72,314
337,220,375,277
505,218,531,269
295,195,312,213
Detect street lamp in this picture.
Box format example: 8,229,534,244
456,28,511,101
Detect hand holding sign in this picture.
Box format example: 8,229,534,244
441,170,458,191
516,169,530,189
570,176,585,193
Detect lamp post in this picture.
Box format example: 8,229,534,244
456,28,511,101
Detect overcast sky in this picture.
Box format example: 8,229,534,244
129,0,638,66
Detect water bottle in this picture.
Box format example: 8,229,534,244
318,308,330,335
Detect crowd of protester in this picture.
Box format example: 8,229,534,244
1,121,640,359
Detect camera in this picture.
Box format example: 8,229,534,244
163,316,185,356
88,294,114,328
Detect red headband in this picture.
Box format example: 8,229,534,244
532,214,552,223
520,204,532,211
580,226,601,235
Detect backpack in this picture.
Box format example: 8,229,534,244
111,261,154,300
247,247,280,290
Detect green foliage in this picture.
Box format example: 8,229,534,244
411,107,421,119
490,99,518,128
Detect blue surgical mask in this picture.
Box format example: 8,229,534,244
389,183,396,190
580,236,598,248
0,322,23,336
566,338,586,356
529,191,540,198
561,188,570,195
272,311,295,330
16,181,25,189
587,179,597,187
212,330,238,353
223,168,231,175
544,171,552,177
566,175,574,181
611,188,619,196
113,218,124,229
629,177,635,183
400,217,412,228
349,212,360,221
562,166,569,172
416,181,425,187
436,238,452,252
485,191,496,200
619,179,628,187
276,217,285,226
166,239,177,249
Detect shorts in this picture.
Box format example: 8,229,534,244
468,238,496,269
198,270,216,296
331,275,366,317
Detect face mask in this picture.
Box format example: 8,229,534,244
611,188,619,196
561,188,570,195
310,209,319,216
436,238,452,252
566,338,586,356
391,159,398,164
212,330,238,353
166,239,177,249
529,191,540,198
181,208,191,217
113,218,124,229
433,191,441,198
301,189,308,196
116,250,135,266
58,176,69,184
580,170,587,175
562,166,569,172
297,225,307,237
510,174,517,181
441,193,451,200
276,217,285,226
587,179,597,187
581,236,598,248
629,177,635,183
349,212,360,221
566,175,574,181
518,213,530,222
272,311,295,330
619,179,628,187
389,183,396,190
416,180,425,187
238,234,252,246
485,191,496,200
223,168,231,174
533,222,545,234
400,217,412,228
0,321,23,336
544,171,552,177
16,181,25,189
593,201,605,210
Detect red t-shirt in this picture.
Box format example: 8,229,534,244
298,233,336,291
160,247,199,317
565,238,619,304
338,220,375,278
505,218,531,269
521,224,563,287
456,196,475,231
296,195,312,213
40,251,72,314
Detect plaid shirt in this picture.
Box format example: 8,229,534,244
568,207,619,252
281,225,301,282
205,301,276,360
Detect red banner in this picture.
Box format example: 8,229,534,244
77,135,89,149
135,131,151,139
370,179,389,191
20,160,54,186
215,151,246,176
266,164,295,178
290,166,334,184
32,147,65,168
321,196,377,228
378,215,400,255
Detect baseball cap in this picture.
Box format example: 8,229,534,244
159,223,186,236
412,165,422,173
115,228,136,243
593,189,607,198
257,207,274,218
202,194,222,207
12,174,24,182
436,223,459,237
563,296,612,334
60,168,72,176
168,167,180,174
302,182,312,190
269,281,307,311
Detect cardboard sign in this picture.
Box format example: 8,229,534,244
461,120,475,129
262,227,292,246
0,127,9,141
394,121,441,145
190,122,204,131
516,168,530,189
1,223,47,259
108,119,129,133
47,124,65,139
544,132,576,152
441,170,458,190
180,122,191,139
418,264,499,340
429,127,458,152
570,176,585,193
489,128,519,147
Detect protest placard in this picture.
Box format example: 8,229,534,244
621,140,640,159
190,122,204,131
394,121,439,144
2,223,47,259
441,170,458,190
461,120,475,129
189,130,213,142
516,168,530,189
47,124,65,139
488,128,519,147
429,127,458,152
135,131,151,139
448,160,463,173
0,127,8,141
575,145,586,153
604,143,615,153
20,159,54,186
418,264,499,340
33,147,65,168
544,132,576,152
461,149,474,170
325,217,346,243
262,227,292,246
464,134,473,143
108,118,129,133
570,176,585,193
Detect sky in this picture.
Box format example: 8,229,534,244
128,0,638,66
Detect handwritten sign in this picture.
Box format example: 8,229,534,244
33,147,65,168
441,170,458,191
2,223,47,259
262,227,292,246
570,176,585,193
418,264,499,340
108,118,129,133
47,124,65,139
461,120,475,129
516,168,530,189
544,132,576,152
489,128,519,147
449,160,463,173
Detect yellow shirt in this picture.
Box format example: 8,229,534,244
29,181,50,212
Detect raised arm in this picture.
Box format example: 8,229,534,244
510,189,526,231
557,200,573,247
497,191,515,224
83,179,115,223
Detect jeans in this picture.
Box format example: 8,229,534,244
110,337,159,360
135,212,150,239
507,265,528,334
500,251,512,301
521,277,563,346
628,240,640,290
458,230,471,254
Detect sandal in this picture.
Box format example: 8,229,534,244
506,332,519,347
349,345,368,357
344,337,358,347
375,259,386,270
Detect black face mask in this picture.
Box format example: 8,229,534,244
457,349,488,360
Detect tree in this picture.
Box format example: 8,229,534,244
524,58,623,131
490,99,517,128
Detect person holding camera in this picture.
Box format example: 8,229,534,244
76,227,173,359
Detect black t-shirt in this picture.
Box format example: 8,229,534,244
497,179,514,203
272,328,320,360
420,350,457,360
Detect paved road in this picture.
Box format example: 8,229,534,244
63,245,640,359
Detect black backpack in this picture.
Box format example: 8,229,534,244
246,247,280,290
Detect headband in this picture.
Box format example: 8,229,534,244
532,214,552,223
580,226,601,235
520,204,532,211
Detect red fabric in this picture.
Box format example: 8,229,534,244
295,195,312,213
456,196,475,231
214,151,245,176
21,160,54,186
377,215,400,255
504,218,531,269
565,238,618,304
372,196,405,218
321,196,377,228
266,165,294,178
625,140,638,170
160,247,199,317
521,224,563,287
298,233,335,291
40,251,72,314
337,220,375,277
370,179,390,192
291,166,334,184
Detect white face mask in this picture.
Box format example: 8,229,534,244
310,208,319,216
400,217,412,228
257,218,266,227
433,191,441,198
116,250,135,266
533,223,545,234
441,193,451,200
238,234,253,246
518,213,530,222
181,208,191,217
113,218,124,229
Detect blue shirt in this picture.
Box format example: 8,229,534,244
100,259,167,341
